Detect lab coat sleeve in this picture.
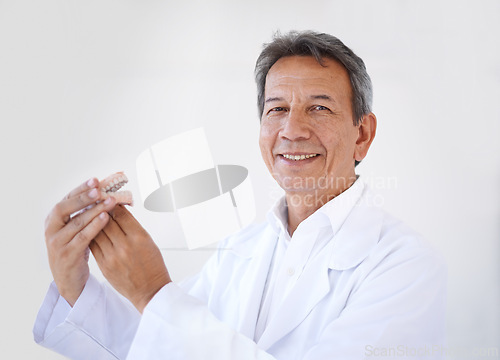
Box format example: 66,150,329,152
126,230,277,360
303,245,447,360
127,282,276,360
33,274,141,360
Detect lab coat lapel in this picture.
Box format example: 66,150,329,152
233,226,278,340
256,192,384,350
256,241,332,350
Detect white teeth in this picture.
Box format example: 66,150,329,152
104,180,126,193
282,154,318,161
109,184,120,193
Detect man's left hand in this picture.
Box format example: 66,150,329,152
90,205,171,313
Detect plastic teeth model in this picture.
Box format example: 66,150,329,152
99,171,133,206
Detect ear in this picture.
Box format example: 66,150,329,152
354,113,377,162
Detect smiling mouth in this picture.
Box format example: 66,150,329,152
281,153,319,161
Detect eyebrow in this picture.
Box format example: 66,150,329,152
310,94,335,102
265,96,284,103
264,95,335,103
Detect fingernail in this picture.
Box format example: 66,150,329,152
87,178,97,187
99,212,108,220
88,188,98,199
104,196,114,205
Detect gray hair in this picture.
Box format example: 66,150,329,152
255,30,373,126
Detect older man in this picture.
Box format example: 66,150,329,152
34,31,446,359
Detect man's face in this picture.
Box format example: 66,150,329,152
259,56,361,201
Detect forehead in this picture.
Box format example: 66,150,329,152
264,56,352,99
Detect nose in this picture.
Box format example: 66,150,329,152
279,110,311,141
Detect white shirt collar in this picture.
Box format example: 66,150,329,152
266,196,288,237
266,177,365,239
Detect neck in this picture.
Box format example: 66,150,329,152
285,176,356,236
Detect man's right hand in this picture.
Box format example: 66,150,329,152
44,178,116,306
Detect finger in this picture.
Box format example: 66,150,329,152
56,196,117,246
46,178,104,234
109,205,142,235
62,177,99,202
62,178,102,220
65,211,111,253
102,212,127,245
94,229,114,253
89,239,104,262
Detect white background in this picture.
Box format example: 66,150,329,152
1,0,499,359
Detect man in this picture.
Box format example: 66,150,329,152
34,31,446,359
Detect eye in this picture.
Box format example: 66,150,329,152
267,107,287,115
312,105,331,112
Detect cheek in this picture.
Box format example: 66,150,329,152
327,126,358,165
322,125,353,160
259,124,279,172
259,127,271,160
259,123,274,153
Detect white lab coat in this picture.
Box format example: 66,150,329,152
34,185,447,359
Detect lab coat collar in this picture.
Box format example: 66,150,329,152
232,225,279,340
225,223,273,259
327,185,384,270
